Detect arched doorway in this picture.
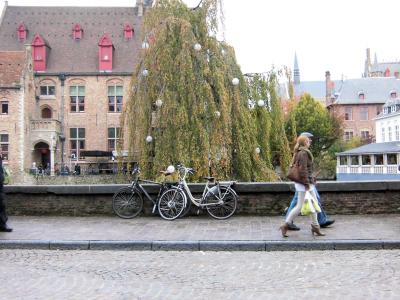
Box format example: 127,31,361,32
34,142,50,170
41,107,52,119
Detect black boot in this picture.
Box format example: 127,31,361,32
320,220,335,228
0,224,12,232
287,222,300,231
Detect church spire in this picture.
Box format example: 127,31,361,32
293,52,300,84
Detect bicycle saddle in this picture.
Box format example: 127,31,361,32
203,176,215,181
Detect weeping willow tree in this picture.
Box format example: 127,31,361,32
246,72,292,177
121,0,283,181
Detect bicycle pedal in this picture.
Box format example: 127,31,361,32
196,209,201,215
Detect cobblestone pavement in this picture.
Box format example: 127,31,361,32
0,249,399,300
1,214,399,241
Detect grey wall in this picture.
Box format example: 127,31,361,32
4,181,400,216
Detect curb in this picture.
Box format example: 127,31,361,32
1,239,400,251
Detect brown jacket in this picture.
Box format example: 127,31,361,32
292,148,314,186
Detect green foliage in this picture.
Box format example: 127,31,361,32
286,93,342,158
122,0,281,181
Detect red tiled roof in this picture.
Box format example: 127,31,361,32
0,6,143,73
0,51,25,87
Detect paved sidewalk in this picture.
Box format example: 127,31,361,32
1,214,399,251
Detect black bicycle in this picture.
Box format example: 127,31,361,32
112,168,178,219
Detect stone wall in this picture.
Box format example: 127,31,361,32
4,181,400,216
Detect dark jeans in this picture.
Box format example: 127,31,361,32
0,186,8,226
286,187,328,225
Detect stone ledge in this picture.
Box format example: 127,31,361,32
0,239,398,251
5,181,400,195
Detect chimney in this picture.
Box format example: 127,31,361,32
293,52,300,85
325,71,332,104
137,0,144,17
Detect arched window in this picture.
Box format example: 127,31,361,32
41,107,52,119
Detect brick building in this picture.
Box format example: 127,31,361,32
326,74,400,142
0,50,34,174
0,1,151,178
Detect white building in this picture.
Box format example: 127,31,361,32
375,99,400,143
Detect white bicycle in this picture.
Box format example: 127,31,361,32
157,165,238,220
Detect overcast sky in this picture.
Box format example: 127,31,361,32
2,0,400,81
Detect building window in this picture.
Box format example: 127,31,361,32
358,91,365,100
108,85,123,112
1,101,8,114
40,85,55,96
339,156,347,165
70,86,85,112
390,91,397,99
108,127,121,151
70,128,85,159
395,125,399,141
361,155,371,165
344,130,353,141
73,24,83,40
0,134,9,160
387,153,397,165
374,154,384,165
350,155,359,165
388,127,392,142
382,128,385,142
360,107,368,121
360,130,370,141
344,107,352,120
377,106,381,115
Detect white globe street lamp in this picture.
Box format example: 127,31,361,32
255,147,261,154
214,111,221,118
155,99,163,108
232,78,239,86
142,69,149,77
142,42,149,49
146,136,153,143
257,99,265,107
194,43,202,51
166,165,175,173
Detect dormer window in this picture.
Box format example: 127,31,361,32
123,24,134,40
31,34,50,72
17,23,27,41
72,24,83,40
390,90,397,99
358,91,365,100
98,34,114,72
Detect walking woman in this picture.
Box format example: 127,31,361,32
280,135,324,237
0,153,12,232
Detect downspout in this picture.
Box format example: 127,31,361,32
58,73,66,171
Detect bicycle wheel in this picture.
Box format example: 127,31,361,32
158,188,186,220
206,187,238,220
112,187,143,219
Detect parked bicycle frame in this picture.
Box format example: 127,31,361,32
112,168,178,219
157,165,238,220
